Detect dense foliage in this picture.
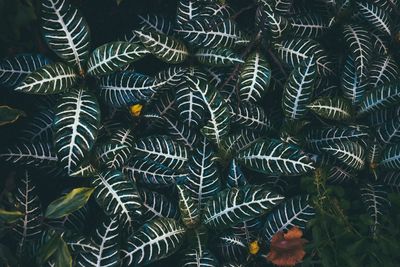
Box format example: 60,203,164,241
1,0,400,266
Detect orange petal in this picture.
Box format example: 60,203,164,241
284,227,303,240
129,104,143,117
270,231,285,244
249,240,260,255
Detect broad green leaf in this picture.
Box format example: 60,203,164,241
216,234,247,262
229,102,273,133
381,144,400,170
237,139,315,176
0,142,57,167
0,210,24,223
226,159,247,188
307,97,352,121
220,129,262,157
187,77,230,145
0,106,25,126
369,55,399,88
175,68,208,128
184,136,221,207
19,109,54,142
0,54,50,87
95,142,131,170
181,249,219,267
263,195,315,241
358,84,400,115
133,135,189,170
122,218,186,266
41,0,91,72
37,233,60,265
124,158,187,187
327,165,356,184
64,235,99,254
93,170,142,227
87,41,149,76
360,183,390,235
232,218,262,243
357,1,392,36
176,0,203,26
341,54,367,106
136,30,188,63
138,14,173,35
274,37,334,76
322,141,365,170
282,56,317,120
383,172,400,193
177,184,200,228
76,217,120,267
14,62,77,94
199,3,234,18
203,185,284,229
54,88,101,175
162,113,199,149
69,162,97,178
377,117,400,144
45,187,94,219
303,126,369,152
260,1,291,40
153,66,186,89
289,13,329,38
13,172,42,245
371,31,389,55
366,138,382,167
54,237,72,267
238,51,271,103
139,188,179,221
99,72,158,108
343,24,372,82
195,47,243,66
176,16,242,48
